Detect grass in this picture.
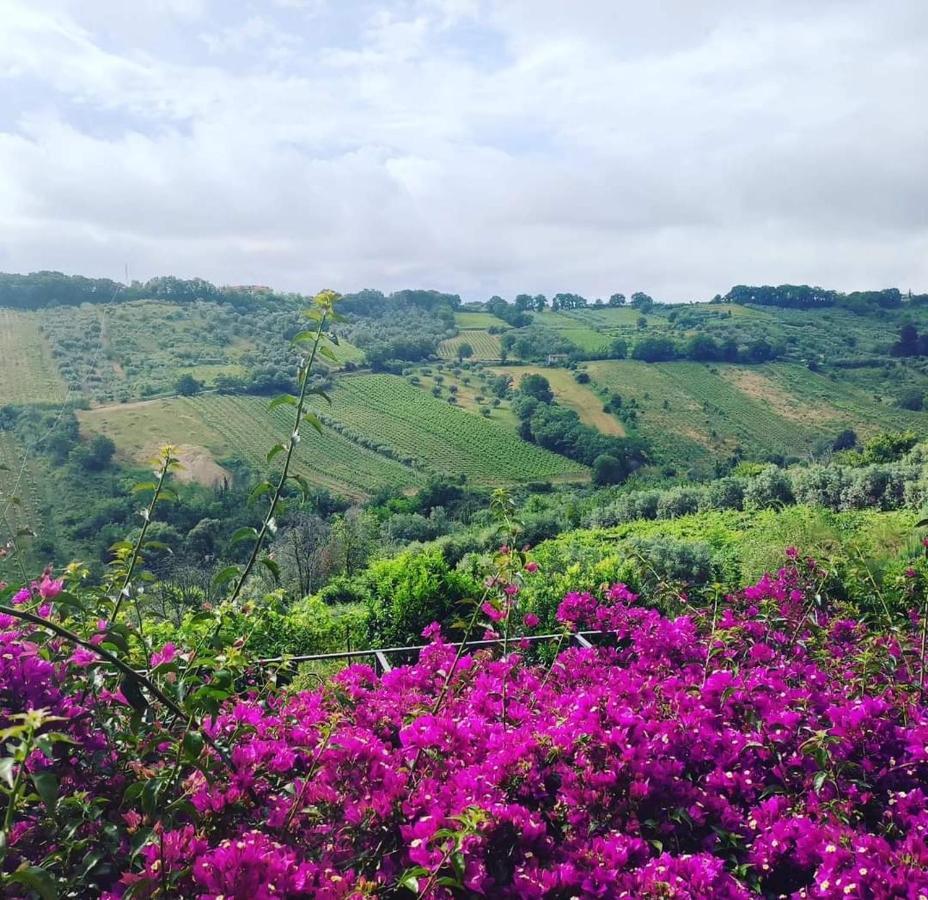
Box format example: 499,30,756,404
438,331,502,361
329,374,588,485
0,310,68,404
78,394,424,500
454,312,508,330
491,365,625,436
0,431,46,574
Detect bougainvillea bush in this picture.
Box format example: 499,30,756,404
3,555,928,897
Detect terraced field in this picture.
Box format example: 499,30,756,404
438,331,502,360
330,374,588,485
585,360,928,471
78,395,424,500
491,365,625,436
0,310,68,404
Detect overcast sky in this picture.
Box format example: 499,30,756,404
1,0,926,301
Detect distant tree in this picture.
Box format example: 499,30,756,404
892,323,921,357
630,292,654,311
72,434,116,471
609,337,628,359
514,294,534,312
686,334,720,361
897,389,925,411
831,429,858,452
519,373,554,404
456,342,474,361
533,294,548,311
608,293,626,307
575,371,591,384
592,453,626,485
631,337,677,362
176,374,203,396
744,339,777,363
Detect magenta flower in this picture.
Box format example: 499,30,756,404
149,642,178,668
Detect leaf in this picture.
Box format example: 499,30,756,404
131,482,158,493
319,345,338,363
260,557,281,583
31,772,58,816
0,756,15,788
212,565,241,589
9,866,57,900
916,518,928,528
249,480,274,504
291,329,318,345
269,393,298,411
266,442,286,463
142,540,172,553
307,386,332,405
182,731,204,761
302,412,323,435
229,526,258,547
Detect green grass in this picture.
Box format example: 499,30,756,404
454,312,508,329
78,394,424,500
329,374,588,485
0,310,68,404
0,431,46,574
438,331,502,361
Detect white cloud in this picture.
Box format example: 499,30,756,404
0,0,925,299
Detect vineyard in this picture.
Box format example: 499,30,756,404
0,309,67,404
329,374,588,484
0,431,46,571
584,360,928,472
437,330,502,360
78,395,424,499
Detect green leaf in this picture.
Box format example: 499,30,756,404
249,480,274,504
9,866,57,900
266,442,286,463
212,565,241,589
269,393,298,411
31,772,58,816
0,757,15,788
229,526,258,546
302,412,323,435
182,731,204,761
142,540,172,553
319,345,338,363
291,329,319,345
131,482,158,493
260,557,281,583
307,386,332,405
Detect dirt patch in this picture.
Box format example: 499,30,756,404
723,369,838,424
148,444,230,488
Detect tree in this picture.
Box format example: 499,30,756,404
831,429,858,452
686,334,720,361
608,293,626,307
518,373,554,404
592,453,626,485
631,337,677,362
892,323,920,357
609,338,628,359
456,342,474,361
630,292,654,311
175,374,203,396
514,294,534,312
533,294,548,311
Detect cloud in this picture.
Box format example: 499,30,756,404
0,0,926,299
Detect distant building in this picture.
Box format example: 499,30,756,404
546,353,569,366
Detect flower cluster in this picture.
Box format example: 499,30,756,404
2,557,928,897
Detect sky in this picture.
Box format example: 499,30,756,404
0,0,926,302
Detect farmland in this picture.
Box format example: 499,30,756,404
437,330,502,360
0,431,46,572
78,395,424,500
0,309,68,404
584,359,928,472
454,311,508,329
491,365,625,435
329,374,588,484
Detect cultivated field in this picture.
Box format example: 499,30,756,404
438,331,502,360
330,374,588,484
585,360,928,471
491,365,625,436
454,311,508,329
78,394,424,499
0,310,68,404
